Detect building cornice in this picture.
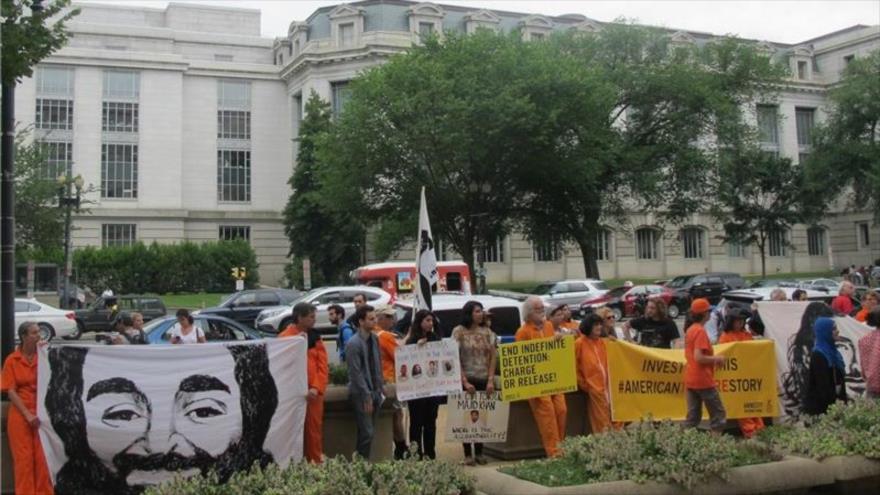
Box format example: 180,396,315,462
67,21,274,48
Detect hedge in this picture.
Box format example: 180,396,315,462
73,240,259,294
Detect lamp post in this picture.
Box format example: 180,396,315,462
57,174,83,309
467,183,492,294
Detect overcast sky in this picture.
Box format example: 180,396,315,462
81,0,879,44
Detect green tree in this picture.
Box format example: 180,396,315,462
13,131,65,254
1,0,79,84
709,146,820,277
809,50,880,219
282,91,364,287
515,25,786,278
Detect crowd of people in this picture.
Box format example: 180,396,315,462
4,279,880,493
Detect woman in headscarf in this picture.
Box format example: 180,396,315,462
803,317,848,415
718,309,765,437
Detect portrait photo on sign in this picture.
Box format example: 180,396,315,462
37,339,307,494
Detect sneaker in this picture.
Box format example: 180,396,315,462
475,456,488,465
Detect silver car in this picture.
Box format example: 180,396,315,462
255,285,392,333
533,279,609,309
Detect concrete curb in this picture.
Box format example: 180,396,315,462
473,456,836,495
819,455,880,494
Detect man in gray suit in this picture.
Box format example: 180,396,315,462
345,304,385,459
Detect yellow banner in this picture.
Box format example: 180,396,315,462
607,340,778,422
499,335,577,401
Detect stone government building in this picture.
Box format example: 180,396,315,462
16,0,879,286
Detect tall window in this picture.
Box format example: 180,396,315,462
756,105,778,145
39,141,73,179
727,240,747,258
478,236,505,263
795,107,815,148
101,144,138,198
219,225,251,242
636,228,660,260
103,70,139,101
681,227,704,259
533,238,561,262
35,66,74,135
217,80,251,202
35,99,74,130
595,229,611,261
339,23,354,46
797,60,808,79
102,224,136,247
103,102,138,133
331,81,352,118
768,229,787,257
217,150,251,202
418,22,434,38
807,227,826,256
858,222,871,249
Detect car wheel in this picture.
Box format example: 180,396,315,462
38,323,55,342
64,321,84,340
668,304,680,319
612,308,623,321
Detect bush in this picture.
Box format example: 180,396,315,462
502,420,778,488
144,455,475,495
757,399,880,460
73,240,259,294
329,363,349,386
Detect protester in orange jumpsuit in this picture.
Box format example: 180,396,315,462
280,302,329,463
575,314,621,434
1,322,53,495
717,309,765,438
374,305,409,459
560,305,580,333
515,296,567,457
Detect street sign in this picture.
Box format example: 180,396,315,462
303,257,312,290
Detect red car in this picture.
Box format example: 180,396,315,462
579,284,682,320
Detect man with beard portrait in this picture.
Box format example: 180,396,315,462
44,343,278,494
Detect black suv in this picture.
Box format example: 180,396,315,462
198,288,301,327
664,272,747,305
73,294,166,339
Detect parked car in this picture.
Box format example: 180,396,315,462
530,279,609,309
142,314,264,344
748,279,800,289
799,278,842,293
580,285,686,321
255,286,391,335
392,294,523,343
197,288,301,327
664,272,747,305
14,298,78,341
73,294,166,339
719,287,832,314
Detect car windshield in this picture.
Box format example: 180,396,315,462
531,283,555,295
750,279,797,288
593,281,609,290
665,276,690,288
289,288,321,306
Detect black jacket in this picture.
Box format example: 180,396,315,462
803,350,848,416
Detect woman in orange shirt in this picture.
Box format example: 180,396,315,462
718,309,765,438
575,314,619,434
855,290,877,323
1,322,53,494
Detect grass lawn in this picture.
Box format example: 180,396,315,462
157,292,227,310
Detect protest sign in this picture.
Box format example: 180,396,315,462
758,301,870,417
607,339,778,422
395,339,462,401
444,392,510,443
38,338,307,492
499,335,577,401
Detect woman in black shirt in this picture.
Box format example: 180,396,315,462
405,309,442,459
803,317,847,416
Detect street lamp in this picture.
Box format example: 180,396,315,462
57,173,83,309
467,182,492,294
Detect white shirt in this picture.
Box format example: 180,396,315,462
170,324,204,344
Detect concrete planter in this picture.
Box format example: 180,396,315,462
474,456,836,495
818,455,880,494
322,384,399,462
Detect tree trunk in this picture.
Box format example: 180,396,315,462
758,240,767,278
576,236,600,279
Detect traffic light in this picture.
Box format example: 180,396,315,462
231,267,240,280
239,267,247,279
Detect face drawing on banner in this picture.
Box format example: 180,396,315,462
399,364,408,381
442,360,454,376
428,360,438,378
412,364,423,379
780,302,865,416
45,344,278,493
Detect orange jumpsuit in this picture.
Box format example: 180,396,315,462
718,330,765,438
376,329,398,383
1,349,53,495
280,324,329,463
561,321,580,333
575,335,620,434
515,321,567,457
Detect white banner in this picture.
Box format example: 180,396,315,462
757,301,870,417
415,186,438,313
444,392,510,443
38,338,308,493
395,339,462,401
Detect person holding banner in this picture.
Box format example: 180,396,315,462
2,322,53,495
405,310,443,459
576,314,619,434
516,296,568,457
452,301,497,465
683,298,728,433
804,317,848,415
718,309,765,438
279,302,328,463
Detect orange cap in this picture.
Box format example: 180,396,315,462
690,298,711,315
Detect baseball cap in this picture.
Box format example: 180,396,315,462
375,305,396,317
689,298,711,315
